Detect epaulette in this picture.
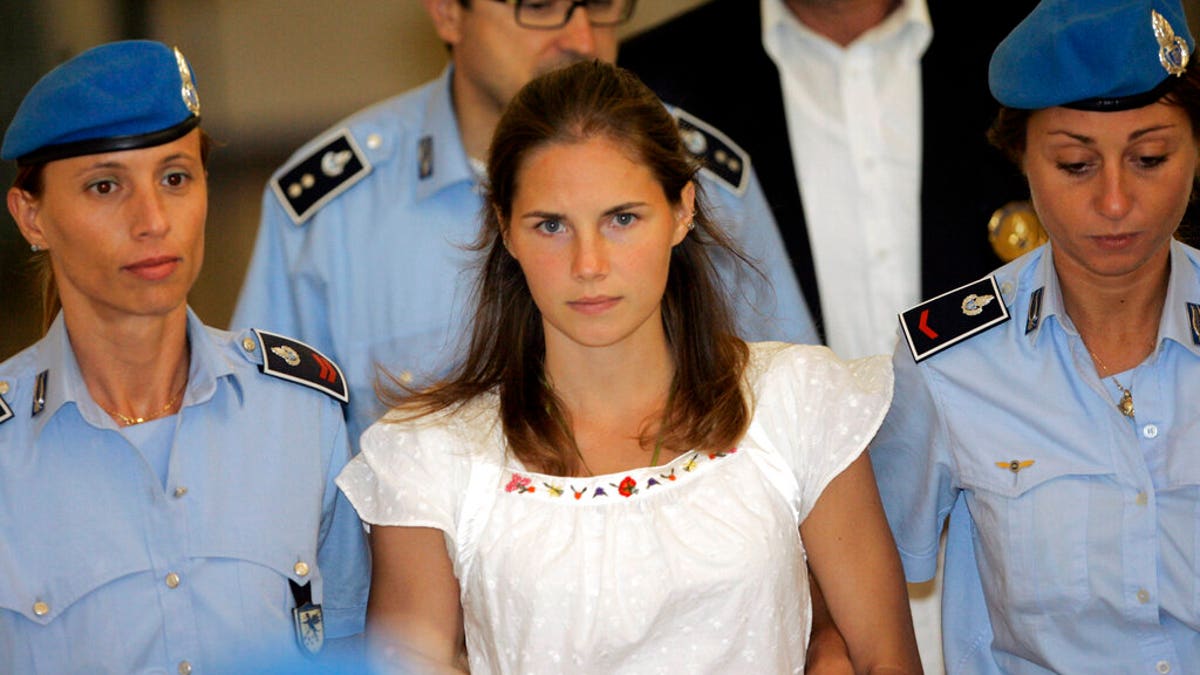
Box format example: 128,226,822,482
0,391,12,426
271,129,372,226
672,108,749,197
251,329,349,403
899,276,1010,362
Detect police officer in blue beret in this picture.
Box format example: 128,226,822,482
0,41,369,673
870,0,1200,671
228,0,817,447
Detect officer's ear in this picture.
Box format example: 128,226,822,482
8,187,48,252
423,0,466,47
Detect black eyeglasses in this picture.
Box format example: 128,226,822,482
491,0,636,30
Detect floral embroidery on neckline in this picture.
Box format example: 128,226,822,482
502,448,739,501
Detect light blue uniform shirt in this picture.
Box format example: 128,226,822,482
0,310,370,674
872,240,1200,673
231,67,817,444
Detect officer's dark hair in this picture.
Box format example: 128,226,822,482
10,130,213,334
383,60,752,476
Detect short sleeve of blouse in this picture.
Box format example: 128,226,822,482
335,410,479,540
747,343,894,523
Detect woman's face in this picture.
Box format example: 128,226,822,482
1023,102,1198,283
8,129,207,322
504,135,693,353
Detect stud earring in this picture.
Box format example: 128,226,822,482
686,221,696,231
30,244,40,252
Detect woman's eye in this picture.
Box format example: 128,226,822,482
163,171,190,187
537,219,564,234
1136,155,1167,169
1055,162,1091,176
613,212,637,227
88,179,116,195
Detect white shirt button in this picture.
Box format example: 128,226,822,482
1137,588,1151,603
367,133,382,150
1142,424,1159,439
1157,660,1171,674
165,572,181,589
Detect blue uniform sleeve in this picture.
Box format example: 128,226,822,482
315,399,370,642
869,336,958,582
230,188,335,360
703,167,817,345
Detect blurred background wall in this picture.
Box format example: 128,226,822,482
2,0,1199,361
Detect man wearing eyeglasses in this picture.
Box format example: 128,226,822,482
231,0,817,447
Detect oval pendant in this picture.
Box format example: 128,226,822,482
1118,390,1135,418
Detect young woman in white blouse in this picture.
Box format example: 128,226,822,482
337,60,919,674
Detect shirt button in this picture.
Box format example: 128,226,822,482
241,337,256,352
399,371,413,384
294,561,310,577
1157,661,1171,674
174,486,188,498
1137,588,1151,603
178,660,192,675
32,601,49,616
1142,424,1159,439
1136,492,1148,506
165,572,181,589
367,133,382,150
0,380,9,395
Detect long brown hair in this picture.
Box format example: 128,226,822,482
10,129,213,334
384,60,752,476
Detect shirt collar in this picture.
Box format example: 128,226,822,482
761,0,932,59
415,65,478,202
29,308,240,438
1023,240,1200,359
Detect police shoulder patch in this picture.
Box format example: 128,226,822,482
673,108,749,197
271,129,372,226
252,329,349,403
899,276,1011,362
0,391,12,426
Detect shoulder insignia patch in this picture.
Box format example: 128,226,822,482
271,129,372,226
253,329,349,403
899,276,1010,362
0,391,12,426
673,108,749,197
32,370,47,416
1188,302,1200,345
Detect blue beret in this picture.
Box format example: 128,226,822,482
2,40,201,164
990,0,1194,111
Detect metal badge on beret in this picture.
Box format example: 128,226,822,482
989,201,1047,262
173,47,201,116
1153,9,1189,76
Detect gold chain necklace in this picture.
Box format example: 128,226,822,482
99,383,187,427
1085,348,1135,418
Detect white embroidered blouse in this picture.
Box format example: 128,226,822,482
336,342,892,673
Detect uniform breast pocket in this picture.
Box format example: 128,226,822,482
959,457,1117,618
